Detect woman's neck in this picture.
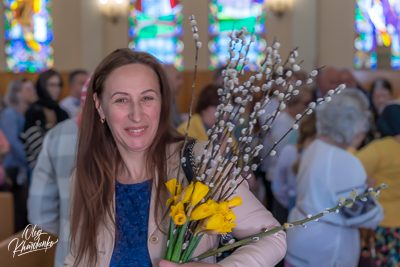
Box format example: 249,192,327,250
117,148,149,184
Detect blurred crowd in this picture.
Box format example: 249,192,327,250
0,64,399,267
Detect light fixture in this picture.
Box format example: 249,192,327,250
266,0,293,18
99,0,128,24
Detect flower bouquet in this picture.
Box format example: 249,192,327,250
163,14,387,264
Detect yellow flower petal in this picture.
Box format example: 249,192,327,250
170,202,185,220
225,210,237,222
205,213,226,231
228,196,243,209
178,182,194,204
173,212,187,225
166,197,174,206
177,182,182,195
191,182,209,207
166,178,178,196
190,200,218,221
218,201,229,215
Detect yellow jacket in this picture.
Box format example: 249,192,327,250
177,113,208,141
355,137,400,228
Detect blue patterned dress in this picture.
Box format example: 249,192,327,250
109,180,152,267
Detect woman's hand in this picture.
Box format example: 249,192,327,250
156,260,222,267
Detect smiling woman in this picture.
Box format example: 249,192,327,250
64,48,286,267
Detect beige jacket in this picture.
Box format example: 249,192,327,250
63,142,286,267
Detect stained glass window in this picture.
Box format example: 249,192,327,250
129,0,184,70
208,0,267,71
355,0,400,70
3,0,53,73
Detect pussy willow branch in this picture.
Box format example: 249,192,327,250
192,185,386,262
177,32,199,182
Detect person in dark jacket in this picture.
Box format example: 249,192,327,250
21,69,69,171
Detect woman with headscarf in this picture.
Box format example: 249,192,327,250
354,102,400,267
21,70,69,171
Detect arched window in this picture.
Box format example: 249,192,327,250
208,0,267,71
355,0,400,69
4,0,54,73
129,0,184,70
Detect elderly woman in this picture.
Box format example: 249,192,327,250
285,89,384,267
64,49,286,267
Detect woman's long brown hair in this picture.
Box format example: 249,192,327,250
292,112,316,175
70,49,184,267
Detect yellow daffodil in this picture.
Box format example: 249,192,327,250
205,213,226,232
191,182,209,207
218,201,229,215
225,210,237,222
173,212,187,225
170,202,185,220
201,213,236,235
190,199,218,221
219,220,236,234
165,178,182,206
177,182,194,204
228,196,243,209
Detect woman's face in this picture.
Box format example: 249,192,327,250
46,75,62,101
20,81,37,104
95,64,162,153
372,87,392,114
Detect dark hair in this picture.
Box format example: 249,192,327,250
195,84,221,114
371,78,392,95
70,48,184,267
36,69,63,101
69,69,88,84
370,78,393,118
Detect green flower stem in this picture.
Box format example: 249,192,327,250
164,218,175,259
166,223,180,261
180,238,194,263
181,235,203,263
171,218,190,262
184,235,203,263
191,186,385,262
